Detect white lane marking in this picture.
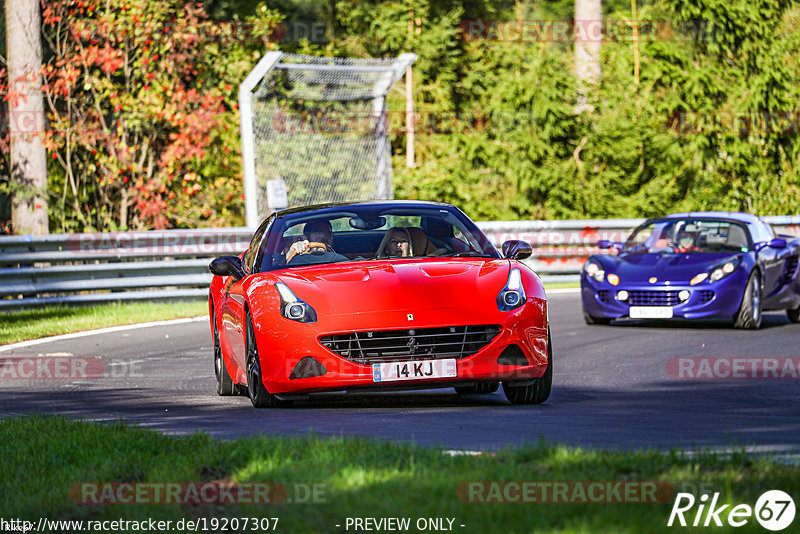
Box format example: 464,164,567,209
545,288,580,295
0,316,207,353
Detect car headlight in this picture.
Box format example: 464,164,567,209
708,258,741,283
584,261,605,283
275,282,317,323
497,268,526,311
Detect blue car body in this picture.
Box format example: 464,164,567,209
581,211,800,327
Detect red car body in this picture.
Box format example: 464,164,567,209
208,201,551,407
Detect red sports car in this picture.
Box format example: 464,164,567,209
208,201,551,408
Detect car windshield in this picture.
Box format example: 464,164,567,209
622,219,751,254
255,204,499,272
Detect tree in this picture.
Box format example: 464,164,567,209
574,0,602,111
38,0,279,231
5,0,48,234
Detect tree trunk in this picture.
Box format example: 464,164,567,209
6,0,48,234
575,0,602,112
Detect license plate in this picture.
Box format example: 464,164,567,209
372,359,457,383
629,306,673,319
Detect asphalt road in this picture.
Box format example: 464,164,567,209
1,292,799,454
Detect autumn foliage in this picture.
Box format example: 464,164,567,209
35,0,259,231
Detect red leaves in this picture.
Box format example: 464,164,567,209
29,0,243,230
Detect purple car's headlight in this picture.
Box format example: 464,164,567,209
584,260,605,282
275,282,317,323
497,268,526,311
708,257,742,283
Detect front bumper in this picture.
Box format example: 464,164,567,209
580,269,749,320
254,299,549,394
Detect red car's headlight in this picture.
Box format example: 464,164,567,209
497,268,526,311
275,282,317,323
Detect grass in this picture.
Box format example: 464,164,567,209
0,300,207,345
543,282,580,290
0,417,795,533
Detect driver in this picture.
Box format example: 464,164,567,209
285,220,348,265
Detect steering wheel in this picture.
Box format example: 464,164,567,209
285,241,333,263
306,241,332,254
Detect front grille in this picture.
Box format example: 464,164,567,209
320,325,501,365
627,290,680,306
597,290,610,303
700,290,714,303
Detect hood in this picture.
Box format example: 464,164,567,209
275,259,510,316
596,252,742,283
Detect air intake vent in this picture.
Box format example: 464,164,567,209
289,357,327,380
497,344,529,366
627,290,680,306
320,325,501,365
784,256,799,280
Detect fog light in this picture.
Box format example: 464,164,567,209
678,290,690,302
617,290,629,301
607,273,620,286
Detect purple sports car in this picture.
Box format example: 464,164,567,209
581,212,800,329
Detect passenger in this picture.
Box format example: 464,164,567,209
379,227,414,257
676,230,698,253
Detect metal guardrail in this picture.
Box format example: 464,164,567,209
0,229,251,309
1,217,798,308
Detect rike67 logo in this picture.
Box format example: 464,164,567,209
668,490,795,531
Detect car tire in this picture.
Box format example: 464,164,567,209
454,382,499,395
787,306,800,323
502,329,553,405
213,308,236,396
245,311,284,408
734,270,762,330
583,309,611,325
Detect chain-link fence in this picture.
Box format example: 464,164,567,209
240,52,416,227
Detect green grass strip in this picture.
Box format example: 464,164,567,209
0,416,795,533
0,301,207,345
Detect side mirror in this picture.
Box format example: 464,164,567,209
769,238,787,249
501,240,533,260
597,240,612,249
209,256,246,281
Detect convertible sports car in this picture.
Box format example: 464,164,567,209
208,201,551,408
581,211,800,329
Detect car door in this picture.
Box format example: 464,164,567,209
751,221,785,297
220,217,273,374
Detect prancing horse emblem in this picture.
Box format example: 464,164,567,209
407,313,414,321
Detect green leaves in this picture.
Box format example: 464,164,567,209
6,0,800,232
